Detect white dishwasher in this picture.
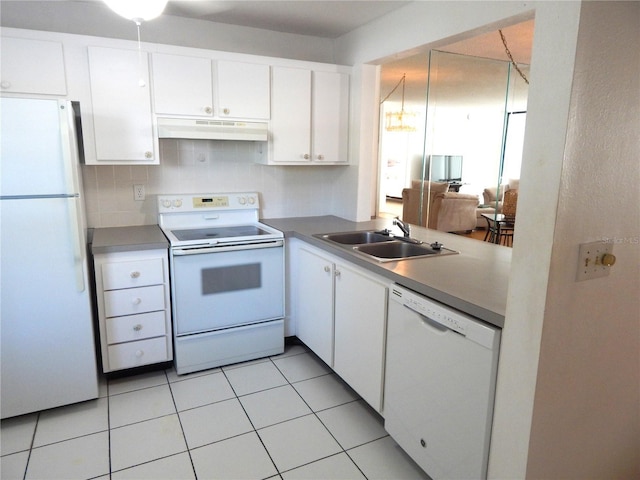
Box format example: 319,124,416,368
384,284,501,480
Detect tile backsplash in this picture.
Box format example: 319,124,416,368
82,139,347,228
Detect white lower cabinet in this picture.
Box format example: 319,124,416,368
93,249,172,372
295,241,389,412
296,247,335,366
333,261,388,413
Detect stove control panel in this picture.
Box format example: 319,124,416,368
157,193,260,212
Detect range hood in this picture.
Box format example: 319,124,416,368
157,117,268,141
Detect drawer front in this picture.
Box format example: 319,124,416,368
107,337,168,371
106,311,166,344
102,258,164,290
104,285,165,318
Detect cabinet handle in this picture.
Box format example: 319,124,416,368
135,350,144,358
324,265,331,273
205,106,213,114
317,154,325,160
0,81,11,89
130,271,140,278
223,108,230,115
144,151,153,159
132,297,142,305
303,154,310,160
334,269,341,277
133,324,143,331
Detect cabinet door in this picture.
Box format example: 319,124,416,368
152,53,213,116
217,60,270,119
312,71,349,163
296,247,334,366
334,262,388,412
270,66,312,163
0,37,67,95
87,46,156,164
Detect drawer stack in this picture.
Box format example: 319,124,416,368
94,250,172,372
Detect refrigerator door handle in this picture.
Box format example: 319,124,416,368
58,101,82,194
68,196,87,292
58,101,87,293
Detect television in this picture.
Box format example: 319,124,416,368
428,155,463,182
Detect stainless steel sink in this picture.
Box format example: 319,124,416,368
354,241,455,261
319,231,395,245
315,230,458,262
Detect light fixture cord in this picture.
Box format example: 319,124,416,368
499,29,529,85
380,74,407,104
135,20,146,87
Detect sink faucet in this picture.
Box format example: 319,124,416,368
394,217,411,237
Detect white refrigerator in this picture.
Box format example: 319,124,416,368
1,97,99,419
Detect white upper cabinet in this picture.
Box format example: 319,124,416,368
152,54,269,120
269,66,312,164
216,60,270,119
87,46,157,164
152,53,213,117
312,71,349,164
266,66,349,165
0,37,67,95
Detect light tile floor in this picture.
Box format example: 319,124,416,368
1,343,430,480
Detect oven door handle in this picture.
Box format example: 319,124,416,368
172,239,284,255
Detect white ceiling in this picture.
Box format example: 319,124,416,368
96,0,411,39
156,1,534,82
380,19,534,93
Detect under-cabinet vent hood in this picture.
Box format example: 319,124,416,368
157,117,268,141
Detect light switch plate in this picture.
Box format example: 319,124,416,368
576,241,613,282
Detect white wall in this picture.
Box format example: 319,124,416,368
525,2,640,477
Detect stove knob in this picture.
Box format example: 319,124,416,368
173,199,183,208
162,199,171,208
248,196,256,205
238,197,247,205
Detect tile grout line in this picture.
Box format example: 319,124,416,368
163,368,198,480
106,379,113,479
267,352,371,477
21,411,39,480
219,361,283,479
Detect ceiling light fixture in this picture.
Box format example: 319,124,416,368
381,74,417,132
103,0,169,23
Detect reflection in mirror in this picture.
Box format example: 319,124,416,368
377,21,532,246
421,49,512,233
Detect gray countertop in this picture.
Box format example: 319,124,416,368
91,225,168,254
263,216,510,328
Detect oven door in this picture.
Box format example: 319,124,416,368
170,241,284,336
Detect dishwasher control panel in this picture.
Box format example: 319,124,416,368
393,286,468,336
391,285,500,350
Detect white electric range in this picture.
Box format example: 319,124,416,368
158,192,284,374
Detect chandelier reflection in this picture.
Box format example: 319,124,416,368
382,74,417,132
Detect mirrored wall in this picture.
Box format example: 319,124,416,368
378,24,531,244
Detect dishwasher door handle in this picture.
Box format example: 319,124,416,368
402,303,459,335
